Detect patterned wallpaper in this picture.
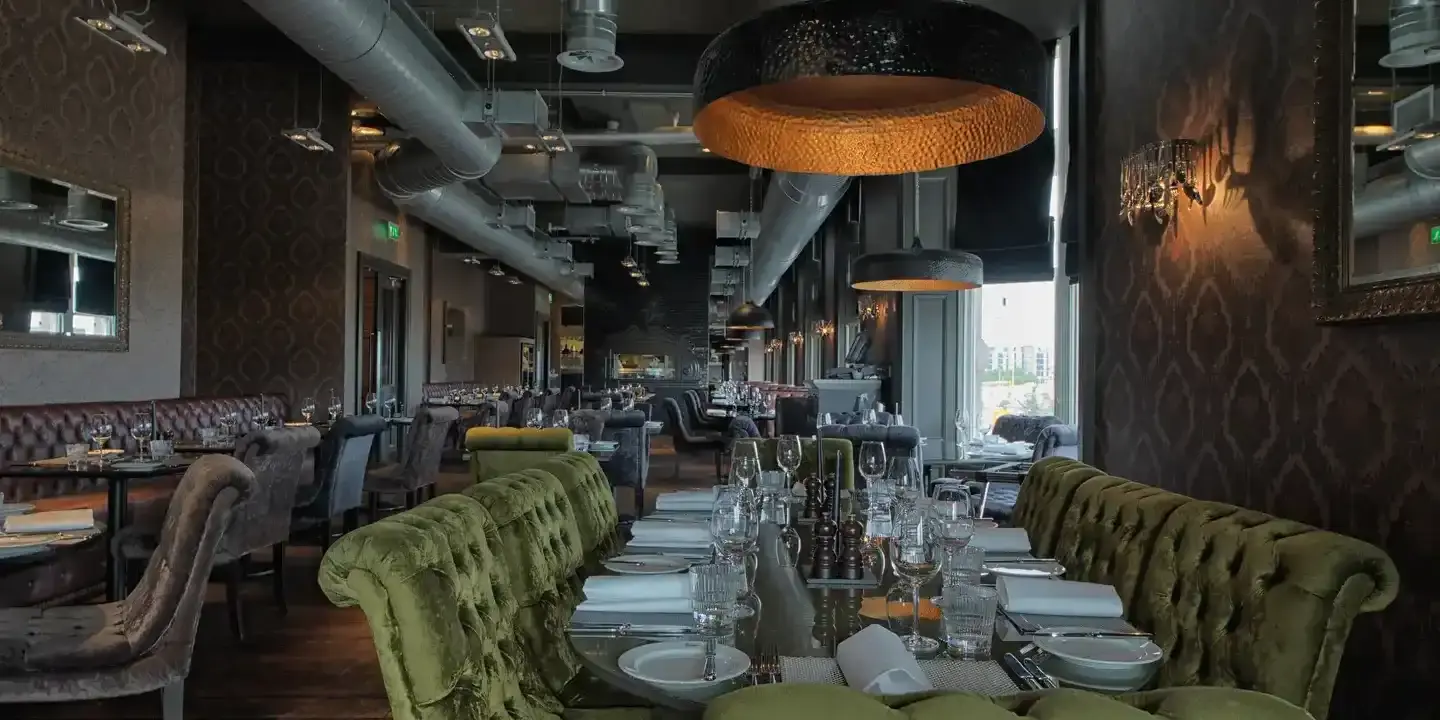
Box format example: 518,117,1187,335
0,0,186,404
1088,1,1440,715
190,59,351,405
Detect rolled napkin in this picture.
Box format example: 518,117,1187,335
28,456,72,468
4,509,95,534
577,574,692,614
654,490,716,512
628,521,713,548
968,527,1032,554
997,576,1125,618
836,624,934,694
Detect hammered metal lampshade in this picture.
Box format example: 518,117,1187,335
726,300,775,331
692,0,1048,174
851,241,984,292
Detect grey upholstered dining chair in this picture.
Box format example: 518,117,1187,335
364,406,459,514
597,409,649,518
663,397,724,480
818,423,921,489
991,413,1063,444
570,408,607,439
291,414,387,551
0,455,257,720
1031,423,1079,461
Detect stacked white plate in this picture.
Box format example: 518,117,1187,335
1034,629,1163,691
618,641,750,700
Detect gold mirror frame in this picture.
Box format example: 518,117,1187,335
1314,0,1440,322
0,146,130,351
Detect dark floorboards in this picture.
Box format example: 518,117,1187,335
8,439,719,719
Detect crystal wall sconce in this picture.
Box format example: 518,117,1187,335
1120,139,1205,226
814,319,835,337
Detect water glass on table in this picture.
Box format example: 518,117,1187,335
940,584,998,660
940,545,986,591
690,564,738,682
65,443,89,470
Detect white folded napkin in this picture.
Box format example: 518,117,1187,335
629,522,712,547
836,625,933,694
654,490,716,512
577,574,692,613
4,509,95,534
969,527,1032,554
997,576,1125,618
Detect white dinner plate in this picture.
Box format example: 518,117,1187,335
1034,627,1164,670
0,503,35,517
618,641,750,688
984,560,1066,578
603,555,694,575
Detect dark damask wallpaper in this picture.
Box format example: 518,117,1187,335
1088,0,1440,715
190,59,351,405
0,0,187,403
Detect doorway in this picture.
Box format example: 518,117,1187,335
357,255,409,459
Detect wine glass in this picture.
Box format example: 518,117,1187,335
710,487,759,562
730,439,762,490
889,507,942,653
365,393,378,414
87,414,113,462
862,409,879,426
328,393,343,422
551,409,570,429
131,410,154,461
776,434,802,490
887,456,925,508
929,493,976,586
301,397,315,424
525,408,545,428
858,441,888,489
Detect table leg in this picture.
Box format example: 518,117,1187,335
106,477,129,601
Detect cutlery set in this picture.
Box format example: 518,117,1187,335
748,647,781,685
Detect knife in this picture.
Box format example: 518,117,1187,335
1029,628,1153,639
1002,652,1041,690
1019,655,1057,689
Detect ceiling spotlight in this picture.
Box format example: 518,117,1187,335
489,264,506,276
620,254,637,268
507,275,523,285
539,131,573,154
457,14,516,62
74,12,168,55
656,256,681,265
636,275,651,287
351,124,384,137
523,143,538,151
628,267,644,278
281,128,334,152
701,147,712,153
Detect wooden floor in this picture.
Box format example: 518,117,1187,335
11,439,720,719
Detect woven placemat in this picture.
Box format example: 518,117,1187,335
780,656,1020,696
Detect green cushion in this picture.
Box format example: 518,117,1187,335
318,493,550,720
530,452,623,562
704,685,1313,719
467,428,574,482
1052,478,1189,611
1010,457,1105,557
758,438,855,489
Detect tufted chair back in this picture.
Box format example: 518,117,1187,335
464,427,573,482
506,394,536,428
663,397,713,448
318,493,539,720
991,413,1063,444
556,386,575,411
1010,457,1107,558
226,426,322,559
569,409,606,440
387,407,459,493
682,390,714,428
529,452,621,562
1051,479,1190,612
1032,422,1080,460
297,414,387,520
1132,500,1398,719
757,437,854,490
597,410,648,503
775,395,818,436
827,411,895,426
97,455,256,676
819,424,921,476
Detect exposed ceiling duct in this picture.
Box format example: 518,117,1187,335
618,144,660,216
241,0,501,199
569,129,700,147
558,0,623,73
0,215,115,261
57,188,110,231
397,184,584,300
1354,134,1440,238
481,152,625,203
1381,0,1440,68
0,170,37,211
747,172,852,304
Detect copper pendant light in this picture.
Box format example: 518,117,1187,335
852,172,983,292
693,0,1047,175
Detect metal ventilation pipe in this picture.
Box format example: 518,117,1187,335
569,129,700,147
748,173,852,304
58,188,110,231
1381,0,1440,68
618,145,660,215
398,185,585,300
0,216,116,261
1354,137,1440,237
0,170,36,211
241,0,501,197
558,0,623,73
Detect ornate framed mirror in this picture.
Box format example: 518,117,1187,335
1315,0,1440,321
0,148,129,350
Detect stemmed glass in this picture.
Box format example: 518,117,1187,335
525,408,545,428
131,410,154,461
858,441,887,489
301,397,316,424
328,393,343,422
87,414,113,464
551,409,570,430
730,439,762,490
776,434,802,491
711,487,760,618
889,506,942,653
929,491,976,587
365,393,378,414
888,456,925,509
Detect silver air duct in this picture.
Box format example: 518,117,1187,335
57,188,109,231
399,185,585,300
618,145,659,215
569,129,700,147
242,0,501,198
558,0,623,73
1354,137,1440,237
747,173,852,304
0,170,37,211
0,215,115,261
1382,0,1440,68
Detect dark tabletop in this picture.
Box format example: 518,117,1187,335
0,460,191,479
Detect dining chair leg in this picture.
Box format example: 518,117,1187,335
367,491,380,522
634,485,646,519
342,507,360,532
161,679,184,720
319,522,332,555
225,561,247,643
271,542,288,616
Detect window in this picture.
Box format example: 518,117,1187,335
977,282,1057,428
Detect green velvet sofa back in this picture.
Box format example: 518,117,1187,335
707,685,1313,719
1014,460,1399,719
320,454,617,720
758,437,855,489
465,427,574,482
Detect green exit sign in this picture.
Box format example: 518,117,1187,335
1431,226,1440,244
386,221,402,241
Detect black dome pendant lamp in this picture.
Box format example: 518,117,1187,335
693,0,1048,175
852,173,983,292
727,169,776,330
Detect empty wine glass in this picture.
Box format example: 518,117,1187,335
87,414,113,461
551,409,570,429
301,397,315,423
889,507,942,653
862,408,879,425
131,410,154,460
365,393,378,414
858,441,888,489
730,439,762,490
525,408,545,428
930,494,976,585
776,434,802,489
888,456,925,508
328,393,343,422
710,487,759,562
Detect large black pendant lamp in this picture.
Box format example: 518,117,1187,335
727,168,776,330
693,0,1047,175
852,173,983,291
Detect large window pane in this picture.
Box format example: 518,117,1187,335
979,281,1056,428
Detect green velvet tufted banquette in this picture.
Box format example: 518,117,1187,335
465,427,575,482
1012,460,1399,719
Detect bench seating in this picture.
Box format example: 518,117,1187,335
1014,458,1399,719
